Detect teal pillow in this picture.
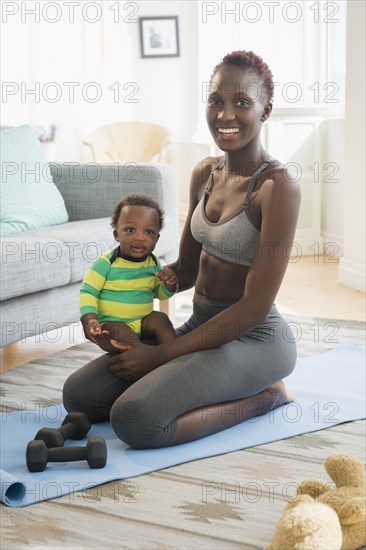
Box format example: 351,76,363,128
0,125,69,236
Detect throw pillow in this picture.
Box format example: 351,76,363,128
0,125,69,236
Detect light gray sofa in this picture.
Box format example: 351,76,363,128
0,162,179,348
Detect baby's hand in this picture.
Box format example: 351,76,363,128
157,267,178,293
88,321,101,337
85,319,109,340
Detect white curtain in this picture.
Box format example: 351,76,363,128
1,1,136,160
194,0,346,141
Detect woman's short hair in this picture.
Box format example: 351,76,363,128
211,50,274,104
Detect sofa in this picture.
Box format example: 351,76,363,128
0,126,179,348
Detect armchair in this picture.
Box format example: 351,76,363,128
81,121,171,163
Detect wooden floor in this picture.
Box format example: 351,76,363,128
0,255,364,373
276,255,365,320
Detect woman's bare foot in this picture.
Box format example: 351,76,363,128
170,380,294,446
259,380,295,416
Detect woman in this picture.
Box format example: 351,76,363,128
63,51,301,449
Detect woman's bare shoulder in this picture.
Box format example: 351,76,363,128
262,159,301,195
191,155,223,183
189,155,224,199
259,160,301,216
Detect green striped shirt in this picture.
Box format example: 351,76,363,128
80,249,176,323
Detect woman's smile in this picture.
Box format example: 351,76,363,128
206,64,271,157
217,126,240,140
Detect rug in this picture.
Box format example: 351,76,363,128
1,343,364,509
0,313,365,548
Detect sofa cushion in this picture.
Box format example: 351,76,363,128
28,218,116,284
0,125,68,237
0,236,71,301
0,214,177,303
23,216,176,282
0,283,81,347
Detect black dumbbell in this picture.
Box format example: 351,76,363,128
26,436,107,472
34,412,91,447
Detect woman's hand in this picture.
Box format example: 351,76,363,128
109,341,163,381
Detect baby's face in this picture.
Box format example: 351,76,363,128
113,205,160,258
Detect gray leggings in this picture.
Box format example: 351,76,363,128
63,291,297,449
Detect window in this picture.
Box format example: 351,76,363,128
197,1,346,110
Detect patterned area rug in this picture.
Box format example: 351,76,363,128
1,310,365,549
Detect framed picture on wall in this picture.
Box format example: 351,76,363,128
139,16,180,58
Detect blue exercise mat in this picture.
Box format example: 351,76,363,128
1,344,365,507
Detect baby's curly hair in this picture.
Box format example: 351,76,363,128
211,50,274,104
111,193,164,230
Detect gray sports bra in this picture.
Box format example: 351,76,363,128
191,160,272,266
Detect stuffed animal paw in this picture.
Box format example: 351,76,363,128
265,453,366,550
264,494,342,550
297,453,366,550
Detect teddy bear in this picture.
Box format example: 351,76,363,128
265,453,366,550
264,494,343,549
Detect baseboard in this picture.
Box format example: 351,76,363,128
338,257,366,292
322,232,344,258
179,208,188,222
286,235,325,259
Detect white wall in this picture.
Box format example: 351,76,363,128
0,1,198,159
321,118,345,256
338,0,366,291
128,1,198,141
80,0,199,141
1,1,364,291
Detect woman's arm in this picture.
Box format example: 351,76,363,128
166,158,215,290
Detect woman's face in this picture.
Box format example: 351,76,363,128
206,64,272,152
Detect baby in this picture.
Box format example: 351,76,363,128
80,193,178,352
